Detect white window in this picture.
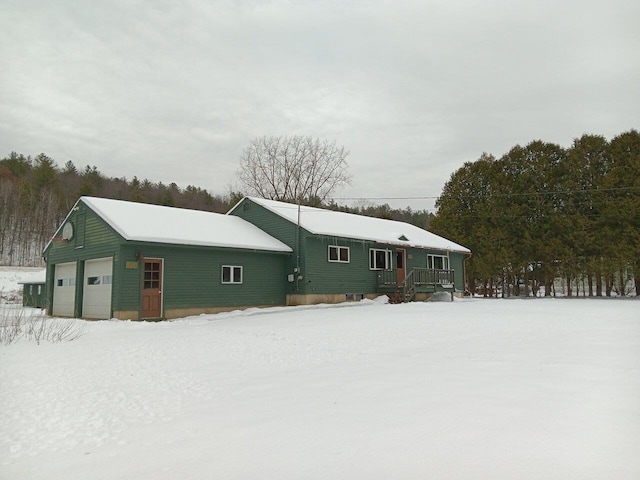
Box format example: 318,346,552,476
87,275,112,286
328,245,350,263
57,278,75,287
370,249,392,270
222,265,243,284
427,254,449,270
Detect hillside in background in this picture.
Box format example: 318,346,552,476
0,153,433,266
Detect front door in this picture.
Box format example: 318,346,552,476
142,258,163,319
396,249,406,286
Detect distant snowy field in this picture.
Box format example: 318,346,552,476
0,266,45,303
1,271,639,479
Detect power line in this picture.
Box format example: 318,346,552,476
331,186,640,202
332,195,439,201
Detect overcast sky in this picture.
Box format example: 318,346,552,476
1,0,638,210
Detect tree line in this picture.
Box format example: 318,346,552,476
0,154,229,266
0,145,431,266
430,130,640,297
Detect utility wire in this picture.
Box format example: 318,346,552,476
331,186,640,202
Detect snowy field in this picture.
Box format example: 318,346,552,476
0,266,45,303
1,272,639,479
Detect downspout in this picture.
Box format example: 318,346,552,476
296,201,301,293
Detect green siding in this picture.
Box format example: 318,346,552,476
300,239,467,294
44,200,122,317
45,201,122,263
230,198,469,295
118,244,287,314
448,252,466,291
300,235,379,294
230,199,299,247
229,198,305,295
117,245,142,312
22,283,47,308
45,197,468,320
45,198,288,319
406,248,466,291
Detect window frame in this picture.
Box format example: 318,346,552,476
57,278,75,287
427,254,449,270
328,245,350,263
369,248,392,270
222,265,243,284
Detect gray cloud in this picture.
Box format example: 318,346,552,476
1,0,638,210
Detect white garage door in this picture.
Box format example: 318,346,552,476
52,262,76,317
83,257,113,319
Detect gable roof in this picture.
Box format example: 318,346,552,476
230,197,471,253
49,197,292,253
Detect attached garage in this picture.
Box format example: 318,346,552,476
82,257,114,319
52,262,76,317
43,196,292,320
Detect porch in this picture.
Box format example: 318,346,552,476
377,268,456,302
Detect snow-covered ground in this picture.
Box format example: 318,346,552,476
1,274,639,479
0,266,45,303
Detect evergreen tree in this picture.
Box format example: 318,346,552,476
605,130,640,295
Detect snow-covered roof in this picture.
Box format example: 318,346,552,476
59,197,292,252
232,197,471,253
16,269,46,285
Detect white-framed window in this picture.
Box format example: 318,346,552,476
57,277,75,287
427,254,449,270
328,245,350,263
222,265,243,284
87,275,112,286
370,248,392,270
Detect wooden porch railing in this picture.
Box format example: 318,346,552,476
377,268,455,302
376,269,397,286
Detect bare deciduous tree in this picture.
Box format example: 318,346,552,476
237,136,351,204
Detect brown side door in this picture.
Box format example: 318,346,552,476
142,258,163,319
396,249,406,286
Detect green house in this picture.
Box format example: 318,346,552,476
43,197,292,320
228,197,471,305
18,270,47,308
